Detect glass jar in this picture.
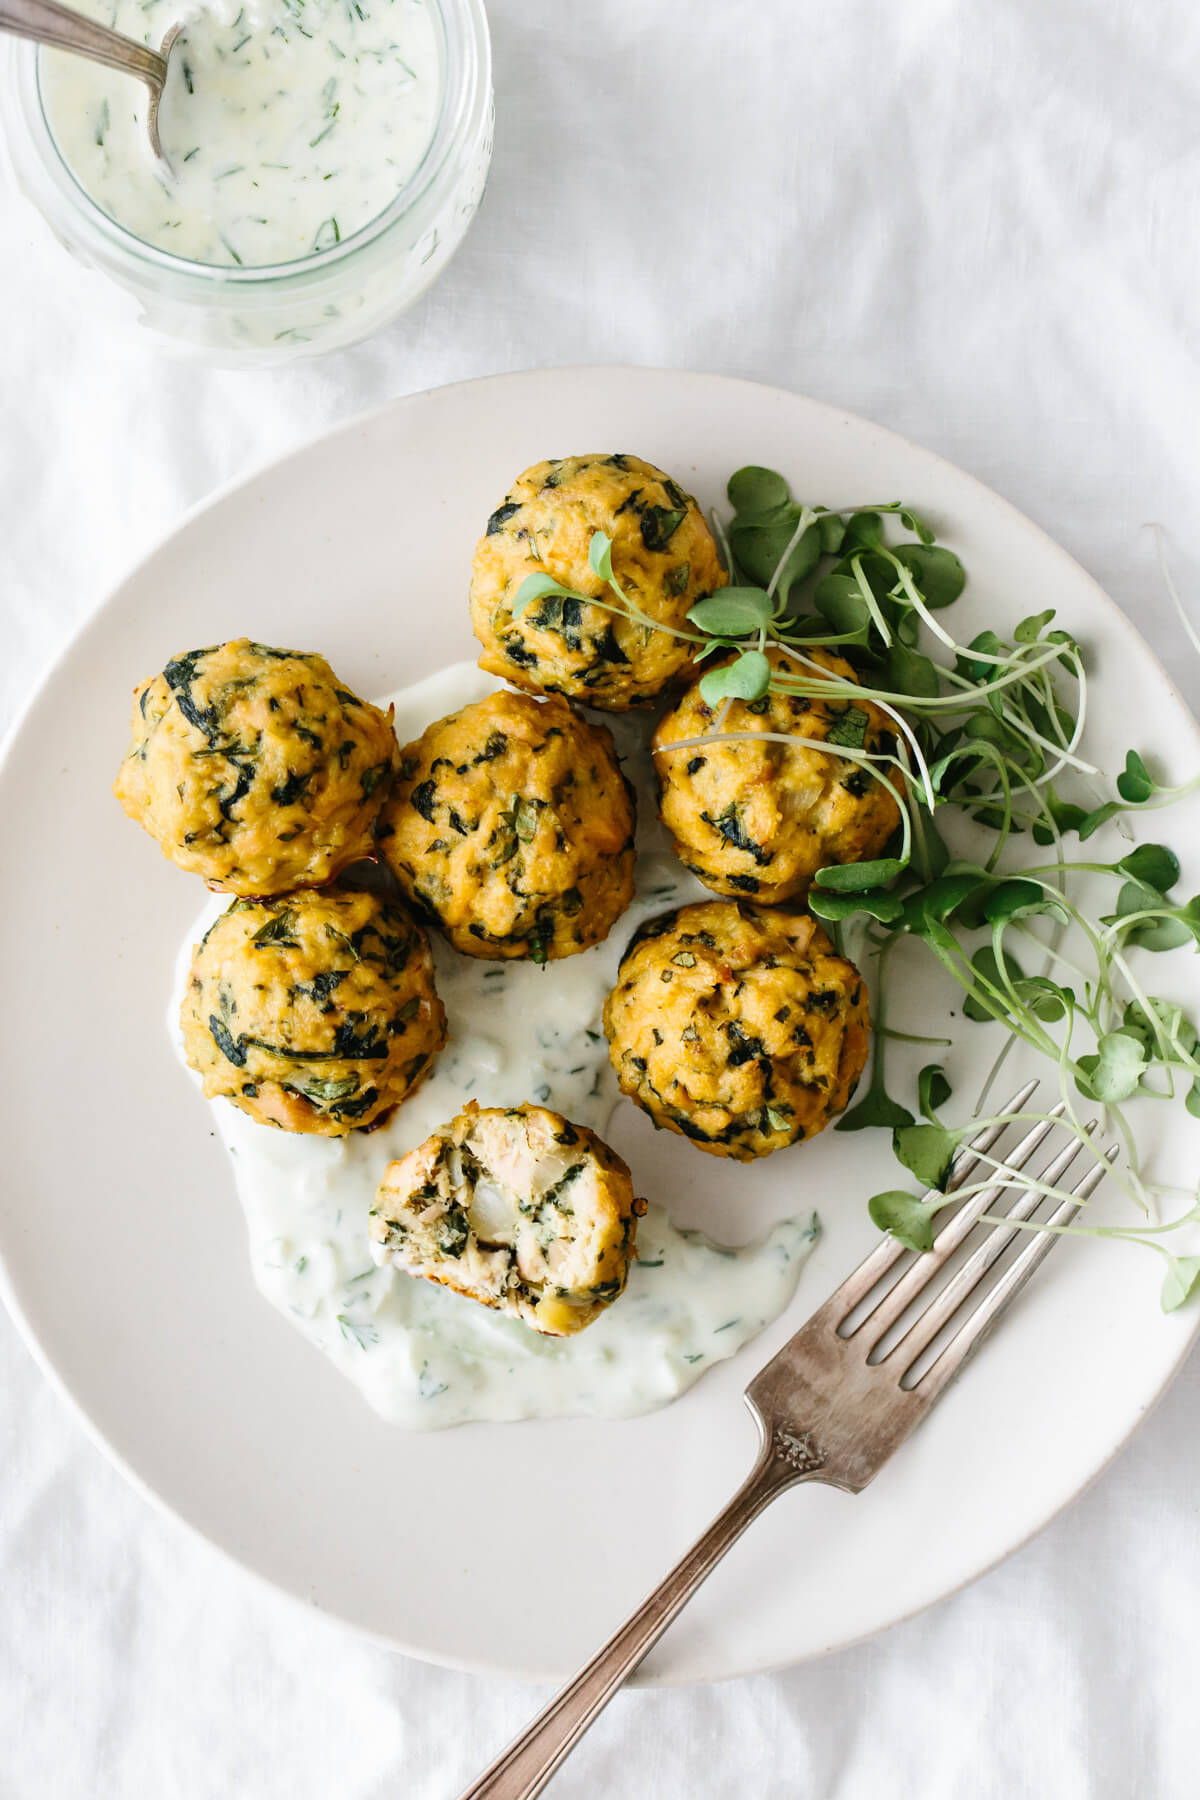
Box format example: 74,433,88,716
0,0,492,365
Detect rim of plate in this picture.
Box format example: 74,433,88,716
1,366,1198,1687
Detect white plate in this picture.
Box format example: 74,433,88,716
2,367,1199,1685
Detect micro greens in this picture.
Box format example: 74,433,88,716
533,465,1200,1310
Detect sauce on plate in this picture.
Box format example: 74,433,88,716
170,663,821,1428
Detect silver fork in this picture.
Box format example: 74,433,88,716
458,1082,1115,1800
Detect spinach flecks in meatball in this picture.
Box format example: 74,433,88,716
182,885,444,1137
470,455,725,710
378,689,636,963
639,506,687,552
604,900,869,1162
370,1102,640,1336
114,638,398,896
654,646,902,905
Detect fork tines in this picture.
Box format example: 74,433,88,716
838,1081,1116,1396
746,1080,1118,1493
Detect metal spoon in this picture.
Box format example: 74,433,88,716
0,0,182,166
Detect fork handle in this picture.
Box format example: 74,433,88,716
457,1425,808,1800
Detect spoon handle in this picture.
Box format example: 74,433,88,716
0,0,165,86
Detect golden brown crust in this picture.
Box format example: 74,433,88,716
376,688,636,961
603,899,869,1161
653,647,902,904
369,1101,639,1335
180,884,445,1136
469,454,725,710
114,639,398,896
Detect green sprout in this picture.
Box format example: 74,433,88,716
519,463,1200,1311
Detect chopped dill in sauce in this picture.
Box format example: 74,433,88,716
41,0,441,268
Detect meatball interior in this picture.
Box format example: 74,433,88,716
470,453,725,710
181,885,445,1136
369,1102,641,1336
604,900,869,1161
114,638,398,895
653,647,902,904
377,688,636,961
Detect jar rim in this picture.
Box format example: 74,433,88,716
21,0,488,286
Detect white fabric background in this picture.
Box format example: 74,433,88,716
3,1,1200,1794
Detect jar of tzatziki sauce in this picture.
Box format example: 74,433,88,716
0,0,491,363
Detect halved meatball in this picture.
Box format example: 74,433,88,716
376,688,636,961
603,900,869,1161
470,454,725,709
653,647,902,904
180,884,445,1136
114,639,398,895
369,1102,642,1335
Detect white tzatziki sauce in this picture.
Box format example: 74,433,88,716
40,0,440,266
170,663,821,1429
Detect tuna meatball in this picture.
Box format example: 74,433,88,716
470,453,725,710
603,900,868,1161
114,639,398,895
369,1102,641,1336
653,647,902,904
377,688,636,961
181,884,445,1136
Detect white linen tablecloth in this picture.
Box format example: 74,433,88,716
3,2,1200,1793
